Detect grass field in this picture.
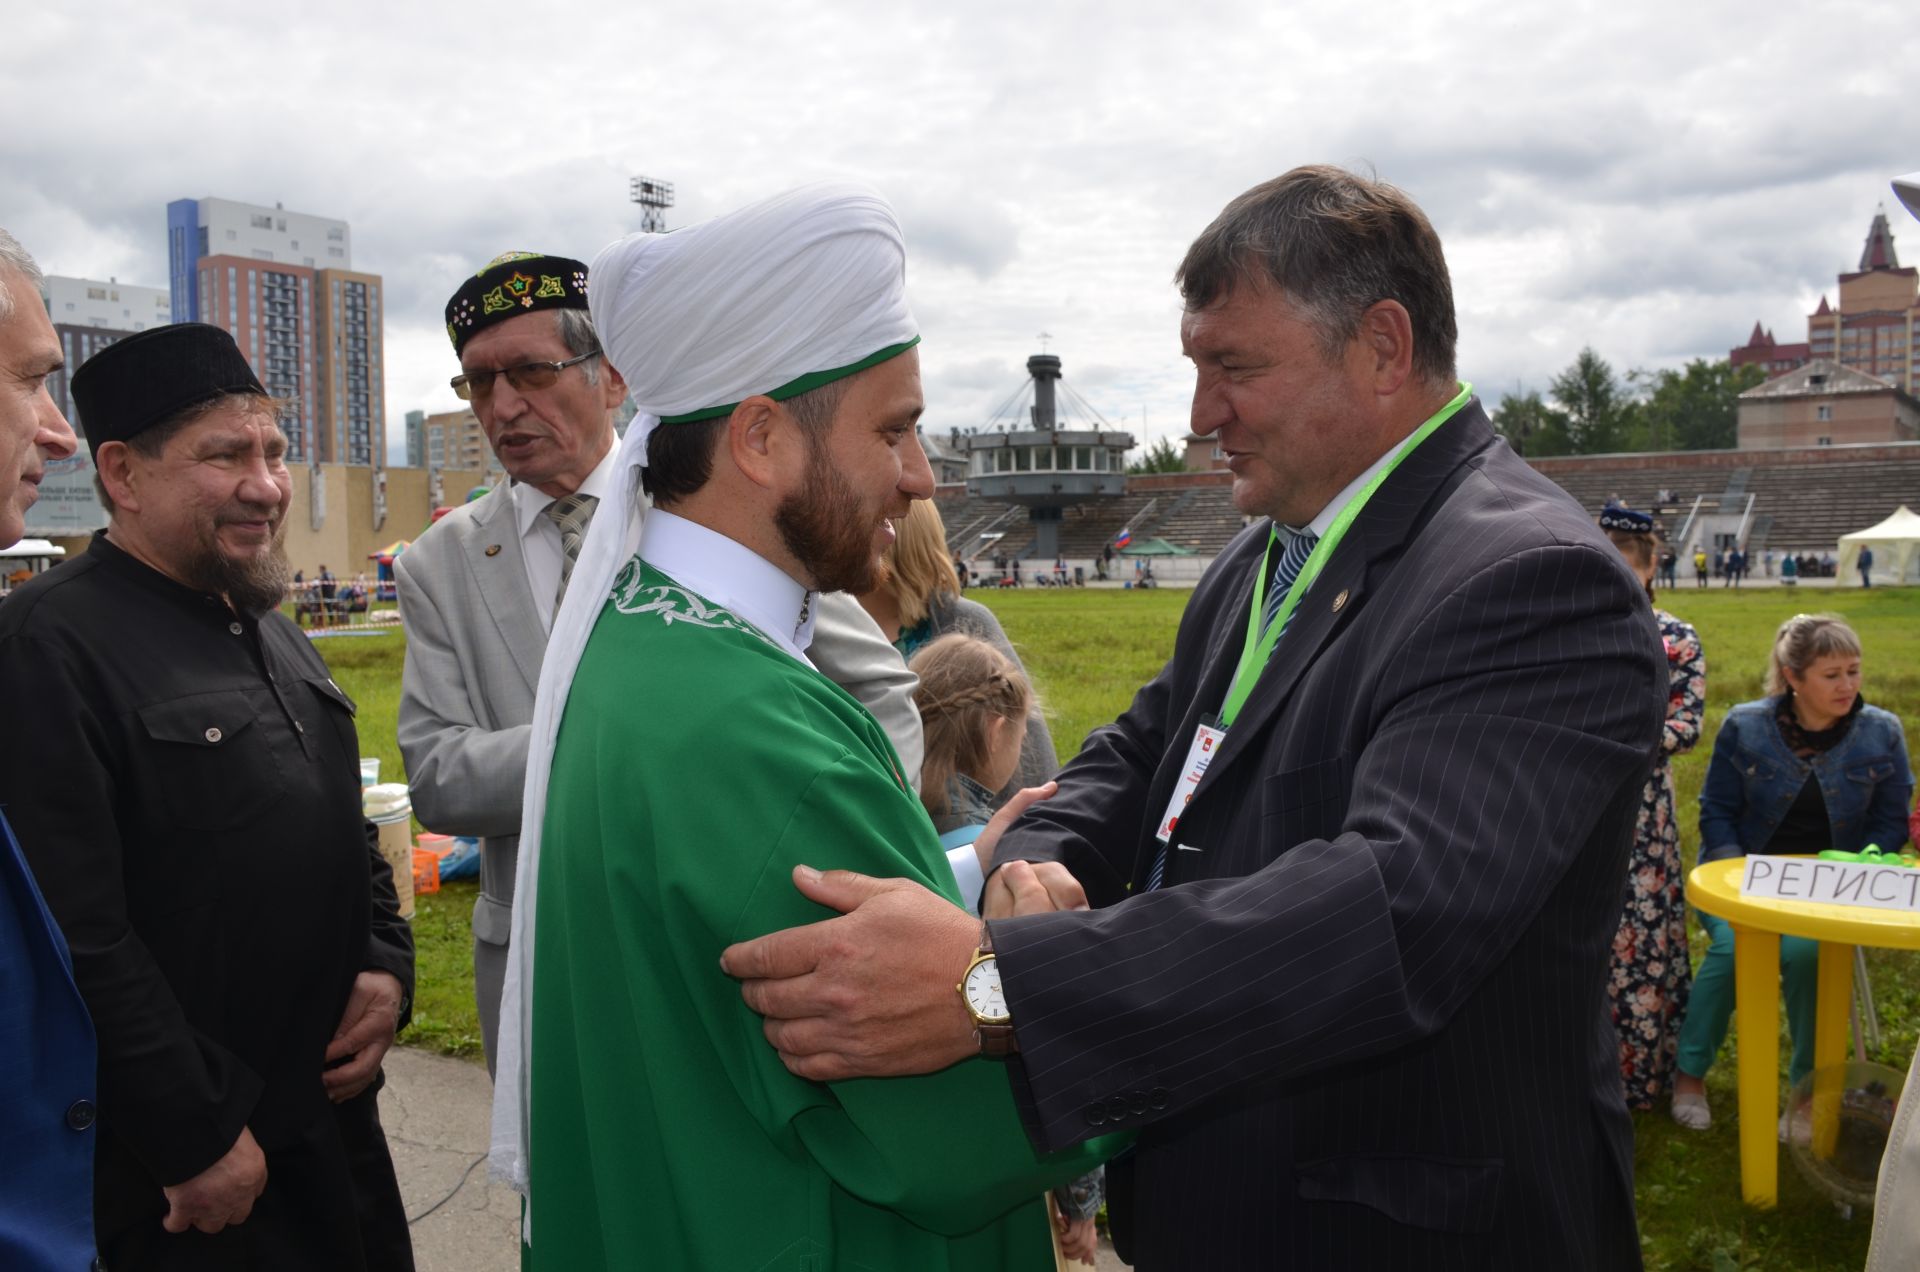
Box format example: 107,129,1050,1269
323,583,1920,1270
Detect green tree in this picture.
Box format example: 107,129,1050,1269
1549,347,1633,454
1491,389,1570,457
1636,358,1765,451
1128,436,1187,474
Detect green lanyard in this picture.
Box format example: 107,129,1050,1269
1218,382,1472,728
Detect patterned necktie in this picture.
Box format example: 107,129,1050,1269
542,493,599,611
1145,527,1319,893
1261,528,1319,635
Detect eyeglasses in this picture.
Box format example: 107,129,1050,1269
451,349,602,401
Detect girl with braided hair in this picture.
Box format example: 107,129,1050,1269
912,632,1035,853
908,633,1103,1269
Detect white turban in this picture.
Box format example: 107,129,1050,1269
490,182,919,1201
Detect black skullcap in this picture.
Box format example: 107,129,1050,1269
70,323,267,462
1598,507,1654,533
445,252,591,355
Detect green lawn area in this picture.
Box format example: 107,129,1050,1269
324,583,1920,1270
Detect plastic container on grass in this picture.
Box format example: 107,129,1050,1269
1788,1060,1904,1211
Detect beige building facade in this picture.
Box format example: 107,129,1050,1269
1737,360,1920,449
420,407,497,478
1183,432,1228,472
46,462,492,583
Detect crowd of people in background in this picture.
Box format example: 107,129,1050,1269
1594,506,1918,1144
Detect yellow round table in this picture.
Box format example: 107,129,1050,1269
1687,857,1920,1207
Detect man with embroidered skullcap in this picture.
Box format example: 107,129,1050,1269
0,323,415,1270
489,184,1110,1269
402,251,925,1074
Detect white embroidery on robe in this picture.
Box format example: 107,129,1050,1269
609,557,778,648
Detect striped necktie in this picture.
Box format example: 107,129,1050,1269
542,493,599,611
1261,528,1319,635
1144,527,1318,893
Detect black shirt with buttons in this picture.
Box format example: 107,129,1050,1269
0,531,413,1214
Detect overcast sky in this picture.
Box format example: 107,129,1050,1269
6,0,1915,466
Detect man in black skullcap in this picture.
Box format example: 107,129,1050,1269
0,323,415,1270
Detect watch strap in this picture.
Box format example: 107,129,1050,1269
971,923,1015,1056
975,1020,1017,1057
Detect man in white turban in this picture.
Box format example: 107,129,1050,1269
490,183,1111,1270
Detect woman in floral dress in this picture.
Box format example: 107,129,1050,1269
1597,509,1706,1109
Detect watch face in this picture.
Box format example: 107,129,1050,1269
963,958,1010,1023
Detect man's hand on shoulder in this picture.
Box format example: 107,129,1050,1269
721,867,980,1081
162,1126,267,1235
323,970,405,1102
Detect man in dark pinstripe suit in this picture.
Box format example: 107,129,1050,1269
725,166,1666,1270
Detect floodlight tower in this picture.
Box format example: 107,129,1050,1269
629,176,675,233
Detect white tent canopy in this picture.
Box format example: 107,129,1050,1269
0,538,65,560
1837,505,1920,586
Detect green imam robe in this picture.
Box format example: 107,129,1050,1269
529,558,1112,1270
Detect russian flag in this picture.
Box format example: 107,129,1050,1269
1113,527,1132,550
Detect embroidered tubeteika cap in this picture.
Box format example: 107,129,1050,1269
1598,507,1655,533
445,252,591,354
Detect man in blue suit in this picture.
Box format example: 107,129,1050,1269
0,227,97,1268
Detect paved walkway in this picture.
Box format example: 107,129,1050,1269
386,1047,518,1272
385,1045,1126,1269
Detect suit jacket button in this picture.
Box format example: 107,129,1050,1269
1085,1101,1107,1126
1149,1086,1169,1110
66,1098,96,1131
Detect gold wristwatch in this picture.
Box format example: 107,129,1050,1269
958,924,1016,1057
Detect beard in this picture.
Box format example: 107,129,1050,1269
184,505,293,616
774,446,885,595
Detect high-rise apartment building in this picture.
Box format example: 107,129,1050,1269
167,197,350,320
403,409,427,468
418,407,496,477
167,197,382,464
42,275,171,333
1733,209,1919,394
37,276,171,428
315,269,384,465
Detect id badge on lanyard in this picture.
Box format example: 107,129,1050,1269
1155,714,1226,844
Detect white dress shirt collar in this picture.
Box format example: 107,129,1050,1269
509,440,623,540
639,509,819,665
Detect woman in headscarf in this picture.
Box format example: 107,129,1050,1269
1595,508,1705,1113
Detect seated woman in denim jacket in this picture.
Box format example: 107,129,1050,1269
1671,614,1914,1133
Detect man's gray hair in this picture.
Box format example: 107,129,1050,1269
0,227,43,323
556,308,602,386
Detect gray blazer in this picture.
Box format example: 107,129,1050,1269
395,483,924,951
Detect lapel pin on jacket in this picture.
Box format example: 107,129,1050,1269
1331,589,1350,613
485,544,503,557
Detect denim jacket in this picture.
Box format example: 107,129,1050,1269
1698,697,1914,863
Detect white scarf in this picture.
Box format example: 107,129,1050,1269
489,182,919,1201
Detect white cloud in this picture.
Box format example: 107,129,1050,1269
4,0,1915,463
